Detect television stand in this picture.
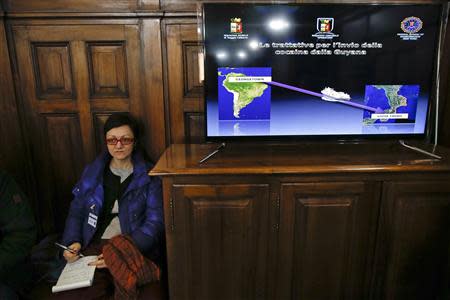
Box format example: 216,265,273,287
150,143,450,300
198,142,226,164
399,140,442,159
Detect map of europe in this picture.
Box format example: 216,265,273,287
363,85,420,124
218,67,271,120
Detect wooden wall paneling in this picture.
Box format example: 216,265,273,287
12,27,78,234
183,42,203,98
160,0,201,12
164,20,205,144
32,42,74,100
141,18,167,162
185,112,205,144
373,180,450,300
2,0,138,13
122,24,143,119
92,113,111,155
43,114,85,230
0,16,29,181
70,38,97,164
0,14,38,230
161,0,297,12
138,0,159,11
71,23,143,161
87,42,129,98
277,181,380,300
10,20,144,234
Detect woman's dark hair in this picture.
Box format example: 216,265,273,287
104,112,146,157
104,112,140,139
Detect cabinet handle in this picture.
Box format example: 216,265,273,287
273,195,280,232
169,197,175,231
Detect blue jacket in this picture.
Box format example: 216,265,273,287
62,152,164,261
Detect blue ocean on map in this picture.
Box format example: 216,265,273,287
218,67,271,120
363,85,420,124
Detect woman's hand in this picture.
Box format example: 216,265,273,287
63,242,82,263
88,253,107,269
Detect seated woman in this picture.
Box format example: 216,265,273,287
54,113,164,299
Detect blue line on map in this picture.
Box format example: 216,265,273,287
268,81,383,113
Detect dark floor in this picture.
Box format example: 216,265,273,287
28,282,53,300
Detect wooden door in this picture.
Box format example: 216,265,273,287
166,182,270,300
373,180,450,300
164,20,205,144
11,20,143,234
278,181,380,300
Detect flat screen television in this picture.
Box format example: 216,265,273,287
202,3,445,141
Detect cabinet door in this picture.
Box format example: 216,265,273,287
167,183,270,300
12,22,143,233
374,181,450,300
278,182,380,300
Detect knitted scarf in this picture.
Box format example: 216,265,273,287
103,235,160,300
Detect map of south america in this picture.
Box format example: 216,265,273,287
222,73,268,118
218,67,272,120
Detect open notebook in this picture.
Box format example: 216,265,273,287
52,256,97,293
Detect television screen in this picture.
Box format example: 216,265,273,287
203,3,443,140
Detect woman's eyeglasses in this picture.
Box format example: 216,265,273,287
106,137,135,145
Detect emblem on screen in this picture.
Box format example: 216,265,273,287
317,18,334,32
397,16,424,41
230,18,243,34
401,16,423,34
312,17,339,39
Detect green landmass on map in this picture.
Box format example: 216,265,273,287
363,85,408,125
222,72,268,118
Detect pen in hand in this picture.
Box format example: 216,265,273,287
55,242,85,257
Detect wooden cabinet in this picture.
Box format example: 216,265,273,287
151,143,450,300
